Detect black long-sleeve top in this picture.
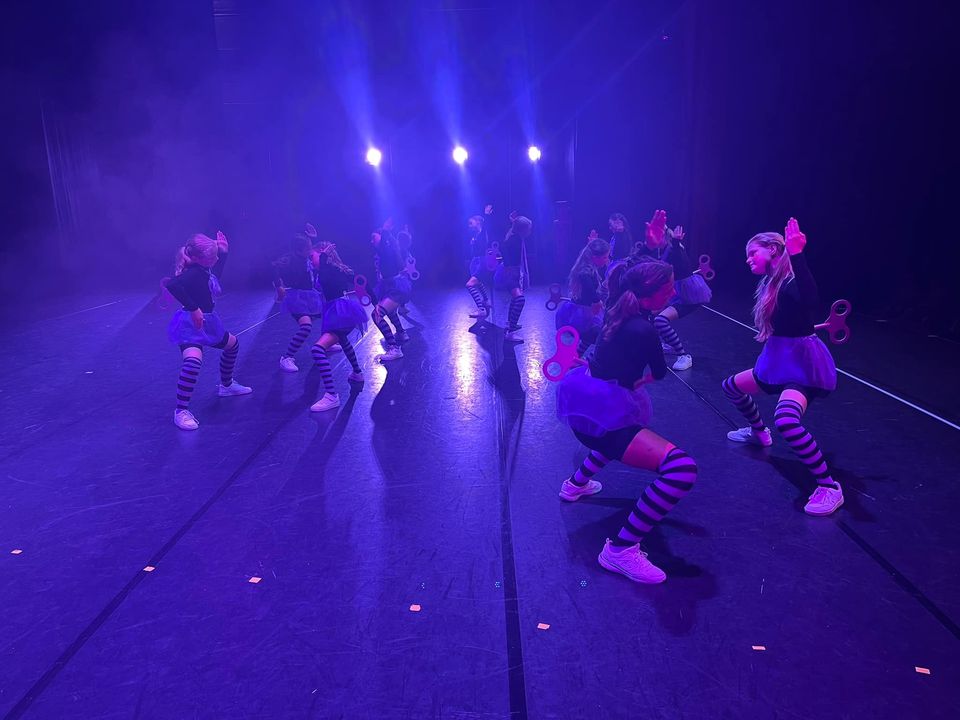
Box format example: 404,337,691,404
636,240,694,280
315,256,353,299
376,237,405,279
589,314,667,389
572,270,602,306
273,253,315,290
500,230,524,267
165,255,227,312
770,252,819,337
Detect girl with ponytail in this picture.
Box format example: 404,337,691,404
721,218,842,517
555,236,610,355
555,260,699,585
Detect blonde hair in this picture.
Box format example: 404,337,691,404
174,233,218,275
569,238,610,300
601,261,674,341
747,232,794,342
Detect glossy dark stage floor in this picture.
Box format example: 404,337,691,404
1,288,958,719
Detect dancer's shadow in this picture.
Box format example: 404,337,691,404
767,454,878,523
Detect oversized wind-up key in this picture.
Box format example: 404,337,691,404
405,255,421,281
545,283,570,312
542,326,582,382
353,274,373,306
815,299,852,345
698,254,715,281
484,241,501,272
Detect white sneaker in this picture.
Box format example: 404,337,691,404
804,483,844,516
279,356,298,373
727,426,773,447
504,330,524,343
672,354,693,371
378,347,404,362
329,344,343,353
218,381,253,397
597,539,666,584
174,409,199,431
559,478,602,502
310,392,340,412
469,306,490,319
347,371,365,383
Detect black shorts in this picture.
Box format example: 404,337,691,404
573,425,644,462
179,332,230,352
670,303,700,318
752,370,829,401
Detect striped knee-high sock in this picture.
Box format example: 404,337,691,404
774,398,836,488
570,451,610,486
219,341,239,387
507,295,525,330
338,334,362,374
310,344,336,394
467,284,487,310
285,320,312,357
372,305,396,347
722,375,765,431
176,356,202,410
653,314,686,354
613,447,698,546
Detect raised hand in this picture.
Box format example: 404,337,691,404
509,210,519,222
215,230,229,253
784,217,806,255
382,217,395,231
670,225,685,242
484,204,493,215
304,223,318,238
645,209,667,246
587,229,600,242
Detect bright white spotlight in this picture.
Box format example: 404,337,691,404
365,147,383,167
452,146,468,165
527,145,542,162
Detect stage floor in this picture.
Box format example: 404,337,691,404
1,288,958,719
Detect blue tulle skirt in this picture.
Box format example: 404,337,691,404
321,297,368,334
281,288,324,317
377,274,413,304
755,334,837,395
167,310,228,347
556,301,603,343
556,366,653,437
672,274,712,306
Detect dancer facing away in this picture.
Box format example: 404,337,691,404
165,232,252,431
556,235,610,356
370,226,411,361
465,204,494,319
309,242,367,412
497,212,533,342
722,218,842,516
608,212,634,261
556,261,699,583
275,234,324,373
633,210,711,371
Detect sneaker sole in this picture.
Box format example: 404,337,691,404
559,484,602,502
804,496,845,517
597,553,666,584
726,434,773,447
310,403,340,412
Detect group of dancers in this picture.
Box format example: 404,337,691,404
162,206,842,588
552,211,841,584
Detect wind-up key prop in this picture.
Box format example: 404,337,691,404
815,299,852,345
545,283,570,312
352,274,373,307
484,241,501,272
542,326,582,382
698,254,715,281
405,256,421,281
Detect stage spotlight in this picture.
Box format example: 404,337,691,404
366,147,383,167
452,146,468,165
527,145,542,162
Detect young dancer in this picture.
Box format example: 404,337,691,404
370,227,411,360
633,210,711,371
465,205,494,319
722,218,842,516
496,212,532,342
556,237,610,356
310,242,367,411
555,261,698,583
274,234,324,373
164,232,252,430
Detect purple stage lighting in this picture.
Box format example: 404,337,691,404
527,145,542,162
452,146,468,165
366,147,383,167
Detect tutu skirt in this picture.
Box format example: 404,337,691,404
377,274,413,304
755,334,837,396
281,288,324,317
321,296,368,334
556,301,603,344
494,264,521,290
167,310,228,347
556,366,652,437
468,256,483,277
672,274,712,306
